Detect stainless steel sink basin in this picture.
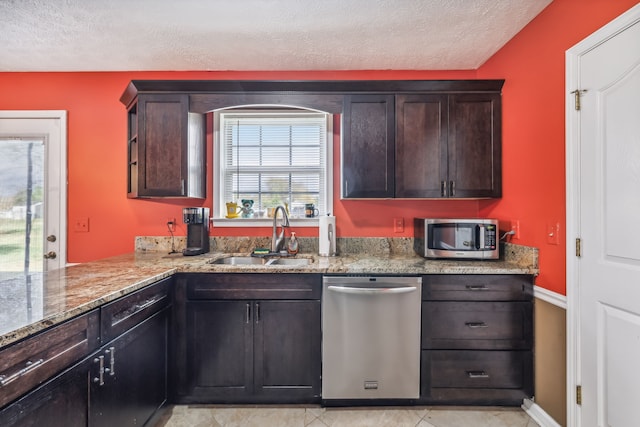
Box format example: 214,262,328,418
209,256,266,265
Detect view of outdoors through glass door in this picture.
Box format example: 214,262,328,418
0,137,45,331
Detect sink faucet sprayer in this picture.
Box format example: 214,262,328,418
271,205,290,253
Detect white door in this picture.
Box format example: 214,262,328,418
567,5,640,427
0,112,67,332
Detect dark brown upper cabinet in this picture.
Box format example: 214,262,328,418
341,94,396,199
125,94,205,199
395,93,502,199
121,79,502,200
395,94,448,198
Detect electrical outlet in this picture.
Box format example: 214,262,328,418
393,217,404,233
547,222,560,245
167,218,176,232
510,219,520,240
74,217,89,232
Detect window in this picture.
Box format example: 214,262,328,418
214,108,332,225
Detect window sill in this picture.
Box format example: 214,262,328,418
213,218,320,228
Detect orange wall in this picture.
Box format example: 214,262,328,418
477,0,638,294
1,0,636,296
0,70,479,263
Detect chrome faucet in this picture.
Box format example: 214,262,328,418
271,205,290,253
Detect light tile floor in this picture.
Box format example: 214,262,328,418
160,405,540,427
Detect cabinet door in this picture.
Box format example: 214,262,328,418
132,94,205,198
395,94,447,198
0,361,89,427
342,94,395,198
186,301,253,401
90,308,168,427
254,300,321,402
448,93,502,198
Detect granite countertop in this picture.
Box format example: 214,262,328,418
0,239,538,350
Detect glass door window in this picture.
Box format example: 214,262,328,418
0,138,45,330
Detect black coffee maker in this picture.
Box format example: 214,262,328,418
182,207,210,256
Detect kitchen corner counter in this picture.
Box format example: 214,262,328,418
0,245,537,349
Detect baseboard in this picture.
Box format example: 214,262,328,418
534,285,567,309
522,398,561,427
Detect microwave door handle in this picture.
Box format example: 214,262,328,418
477,225,484,250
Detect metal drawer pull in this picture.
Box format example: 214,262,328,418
93,355,105,386
465,322,488,328
255,303,260,323
0,359,44,387
246,303,251,324
135,298,158,311
113,295,162,323
466,285,489,291
467,370,489,379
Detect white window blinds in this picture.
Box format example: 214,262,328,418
218,110,330,219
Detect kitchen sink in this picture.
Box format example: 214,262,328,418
209,256,266,265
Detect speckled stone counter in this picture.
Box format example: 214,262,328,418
0,238,537,350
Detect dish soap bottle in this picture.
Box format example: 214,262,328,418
287,231,299,255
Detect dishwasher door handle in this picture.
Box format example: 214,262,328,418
327,285,418,295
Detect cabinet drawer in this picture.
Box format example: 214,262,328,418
186,273,322,300
101,277,171,343
422,301,532,349
422,275,533,301
0,310,100,408
426,350,531,389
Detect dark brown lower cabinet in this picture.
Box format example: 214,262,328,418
0,279,170,427
420,274,534,405
173,273,322,404
0,360,89,427
90,307,168,427
421,350,533,405
0,309,167,427
184,300,321,403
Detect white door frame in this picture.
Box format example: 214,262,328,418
0,110,67,268
566,5,640,427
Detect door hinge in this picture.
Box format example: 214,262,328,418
576,385,582,405
576,238,581,257
571,89,588,111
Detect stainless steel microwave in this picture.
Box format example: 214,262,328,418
414,218,499,260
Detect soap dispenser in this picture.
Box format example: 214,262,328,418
287,231,299,255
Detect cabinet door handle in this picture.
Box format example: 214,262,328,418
465,322,488,328
440,181,446,197
465,285,489,291
255,303,260,323
107,346,116,376
466,370,489,379
450,180,455,197
93,355,105,386
0,359,44,387
246,303,251,324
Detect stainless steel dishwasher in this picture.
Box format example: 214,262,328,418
322,276,422,400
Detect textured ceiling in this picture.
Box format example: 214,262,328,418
0,0,552,72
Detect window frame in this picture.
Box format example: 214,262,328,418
212,107,333,227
